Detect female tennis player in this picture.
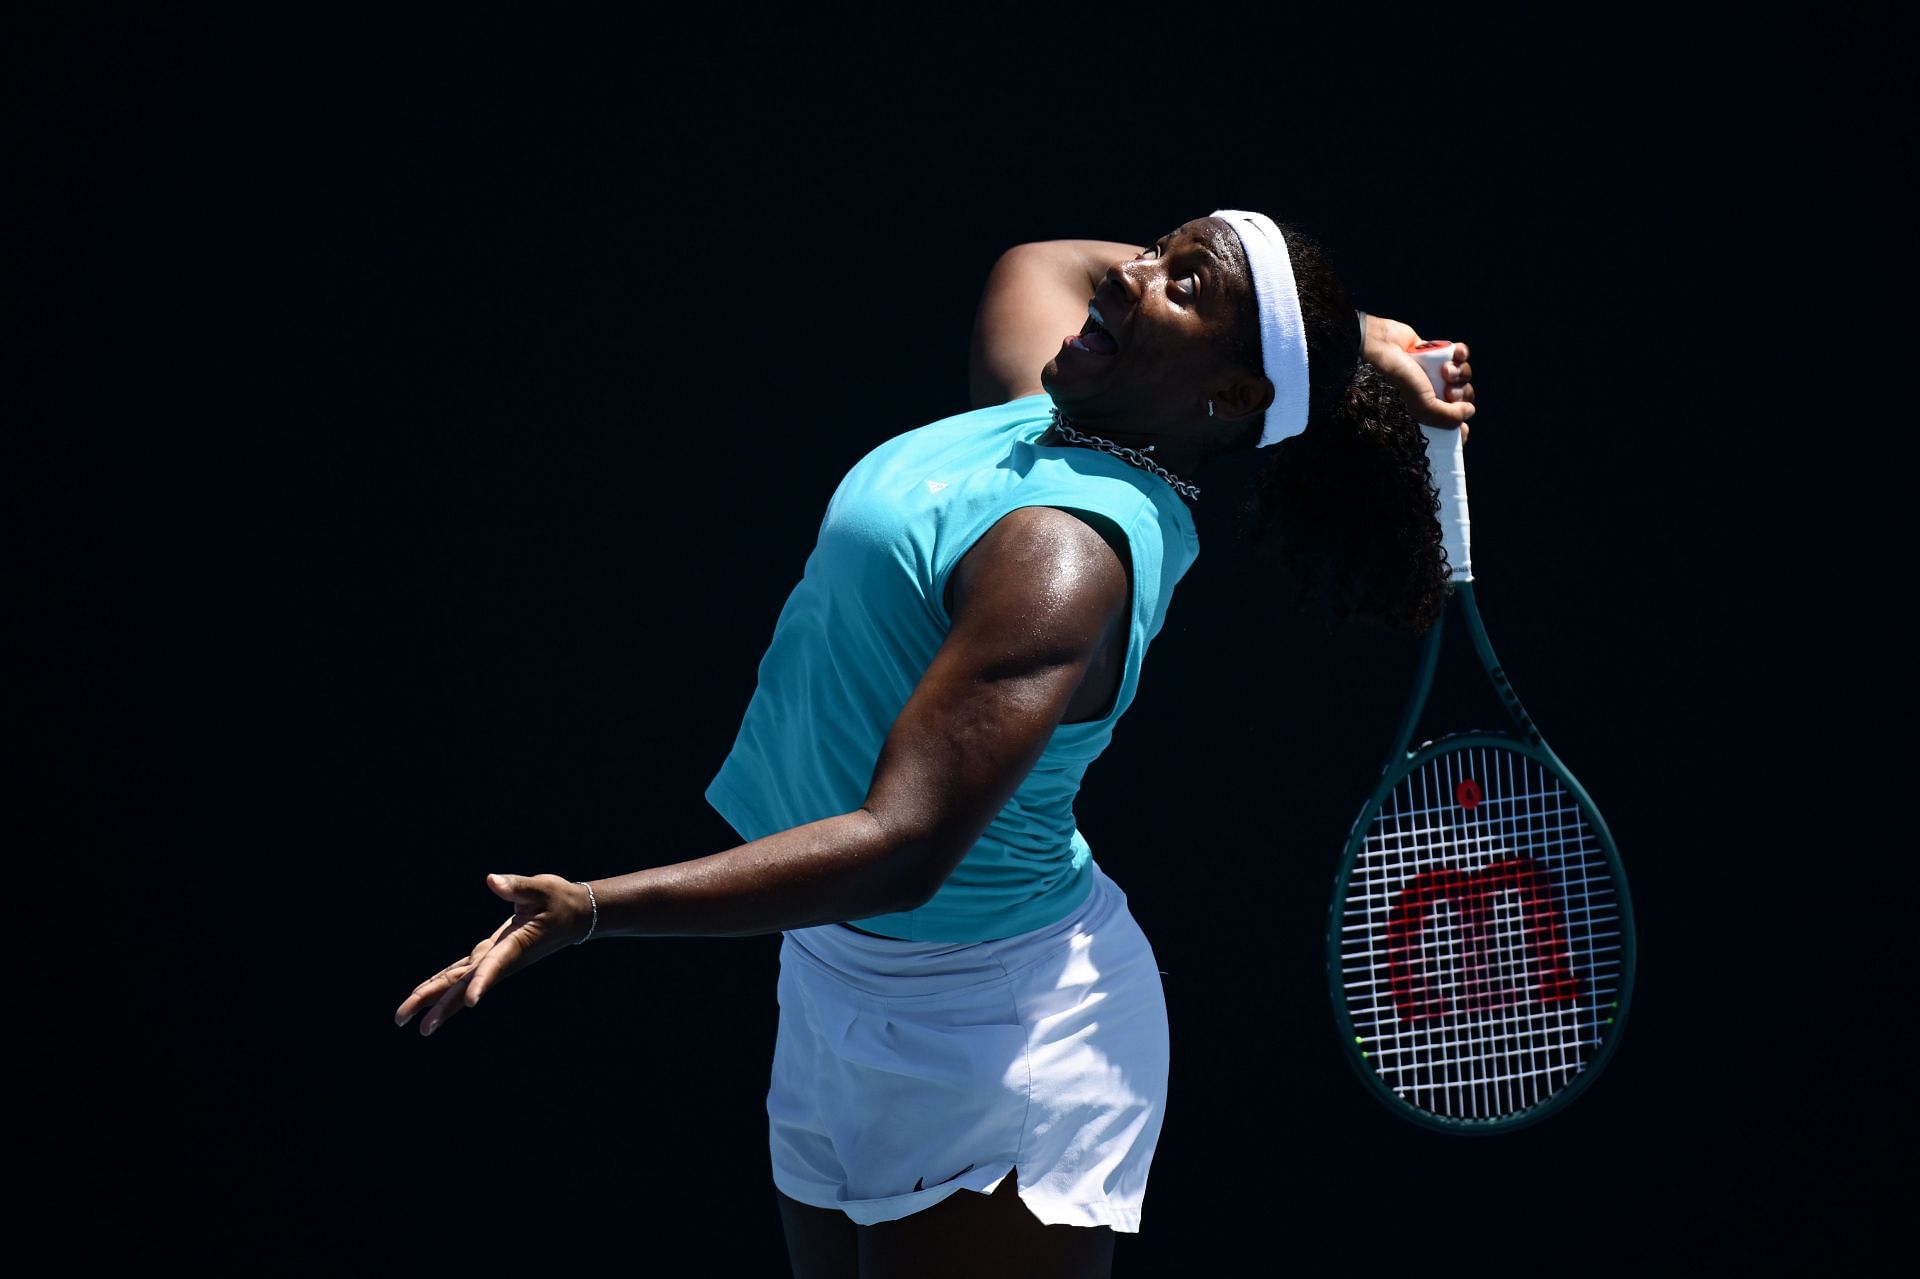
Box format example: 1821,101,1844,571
394,209,1474,1278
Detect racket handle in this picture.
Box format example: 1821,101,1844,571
1412,341,1473,584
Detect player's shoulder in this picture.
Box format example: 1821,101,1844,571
983,503,1122,553
951,504,1130,629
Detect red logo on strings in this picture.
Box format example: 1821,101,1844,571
1383,858,1582,1023
1455,779,1482,811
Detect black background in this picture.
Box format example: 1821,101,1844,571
25,11,1906,1274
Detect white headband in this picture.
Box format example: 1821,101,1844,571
1210,208,1311,447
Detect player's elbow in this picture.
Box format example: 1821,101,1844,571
988,240,1071,283
855,806,981,912
884,871,944,915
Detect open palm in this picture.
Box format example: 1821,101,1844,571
394,873,590,1036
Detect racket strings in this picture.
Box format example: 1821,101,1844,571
1339,746,1624,1122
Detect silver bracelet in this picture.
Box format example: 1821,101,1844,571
575,880,597,945
1356,308,1369,346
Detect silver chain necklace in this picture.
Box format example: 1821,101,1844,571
1046,408,1200,502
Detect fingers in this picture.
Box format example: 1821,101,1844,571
418,969,475,1036
1447,364,1473,401
394,951,474,1026
1431,344,1475,425
1446,345,1473,407
466,924,538,1007
396,951,481,1030
394,917,513,1031
395,967,465,1031
1417,379,1474,427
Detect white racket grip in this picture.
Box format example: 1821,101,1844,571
1413,342,1472,584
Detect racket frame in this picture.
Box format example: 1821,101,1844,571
1325,580,1638,1134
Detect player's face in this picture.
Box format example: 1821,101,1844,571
1041,216,1267,431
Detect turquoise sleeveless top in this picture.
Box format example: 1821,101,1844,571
703,393,1201,941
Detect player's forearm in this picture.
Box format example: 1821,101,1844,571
582,810,934,938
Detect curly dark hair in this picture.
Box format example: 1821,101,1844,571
1235,365,1447,629
1216,222,1448,631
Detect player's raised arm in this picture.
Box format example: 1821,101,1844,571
968,239,1145,409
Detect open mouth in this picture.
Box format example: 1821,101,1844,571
1064,302,1118,356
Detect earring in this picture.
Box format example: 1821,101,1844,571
1207,400,1215,418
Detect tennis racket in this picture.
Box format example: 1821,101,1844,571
1326,342,1635,1133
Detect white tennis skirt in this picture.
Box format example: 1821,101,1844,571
768,863,1169,1232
